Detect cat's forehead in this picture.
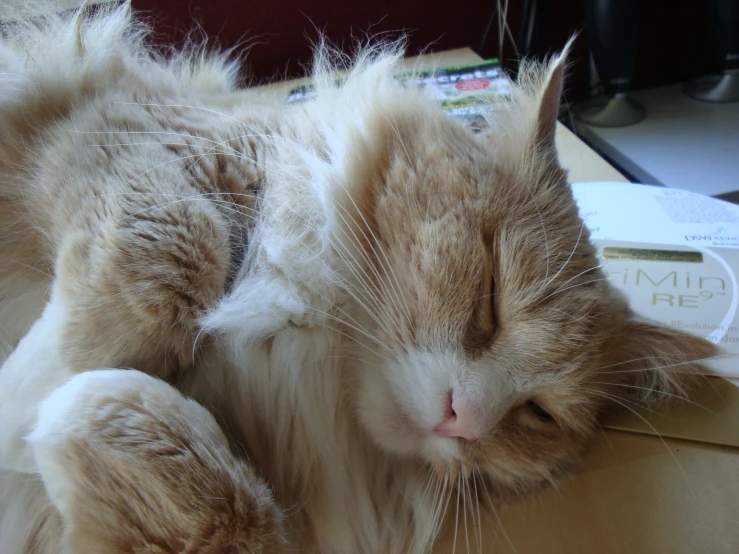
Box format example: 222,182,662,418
386,120,565,225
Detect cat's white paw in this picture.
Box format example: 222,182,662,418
26,369,288,553
26,369,155,513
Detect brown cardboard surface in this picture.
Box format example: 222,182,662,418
604,377,739,448
434,432,739,553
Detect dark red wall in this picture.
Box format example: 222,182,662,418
132,0,510,85
131,1,719,100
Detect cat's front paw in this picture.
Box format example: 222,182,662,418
55,201,231,376
28,369,288,553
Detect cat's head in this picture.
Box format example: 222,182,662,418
332,47,717,501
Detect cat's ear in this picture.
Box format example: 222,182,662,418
606,317,718,403
532,39,573,153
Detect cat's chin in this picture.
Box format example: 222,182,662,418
355,373,462,464
369,418,463,471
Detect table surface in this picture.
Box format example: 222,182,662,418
574,83,739,196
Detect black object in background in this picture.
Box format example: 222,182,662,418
684,0,739,102
711,0,739,71
585,0,642,96
575,0,646,127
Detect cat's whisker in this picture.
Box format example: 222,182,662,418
471,469,483,554
92,142,262,171
246,220,395,346
67,285,147,311
461,469,471,554
305,353,384,370
333,185,413,324
428,471,448,553
596,421,621,463
296,307,388,353
73,129,246,154
475,467,517,553
538,277,612,303
112,196,237,225
595,355,739,424
587,390,696,497
545,262,605,296
89,128,268,192
440,471,453,547
111,101,290,163
599,352,737,374
166,135,267,195
540,220,585,293
201,291,388,359
89,190,262,217
113,101,259,131
86,141,232,152
421,470,443,552
331,202,411,331
329,215,390,313
301,307,387,352
104,152,233,194
326,228,391,324
547,307,579,321
532,196,551,296
191,324,209,363
332,266,406,349
102,135,265,203
420,468,436,506
382,111,413,168
441,472,454,550
325,248,399,339
0,256,53,278
591,381,717,415
281,495,311,518
452,471,461,554
585,388,669,417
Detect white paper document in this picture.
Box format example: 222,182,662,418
571,182,739,385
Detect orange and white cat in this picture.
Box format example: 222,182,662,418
0,3,716,553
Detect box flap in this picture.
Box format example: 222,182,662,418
602,376,739,448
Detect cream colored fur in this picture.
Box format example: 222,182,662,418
0,3,717,553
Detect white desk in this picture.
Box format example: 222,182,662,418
574,83,739,197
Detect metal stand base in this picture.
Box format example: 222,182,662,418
684,70,739,103
574,93,646,127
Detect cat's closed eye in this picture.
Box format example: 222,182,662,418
527,399,554,422
489,276,497,330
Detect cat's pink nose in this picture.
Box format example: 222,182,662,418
432,396,479,443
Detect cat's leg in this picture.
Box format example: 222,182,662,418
53,191,232,378
0,292,75,473
27,368,287,554
0,191,232,469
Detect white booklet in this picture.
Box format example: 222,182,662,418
571,182,739,386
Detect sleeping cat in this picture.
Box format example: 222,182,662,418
0,3,717,553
